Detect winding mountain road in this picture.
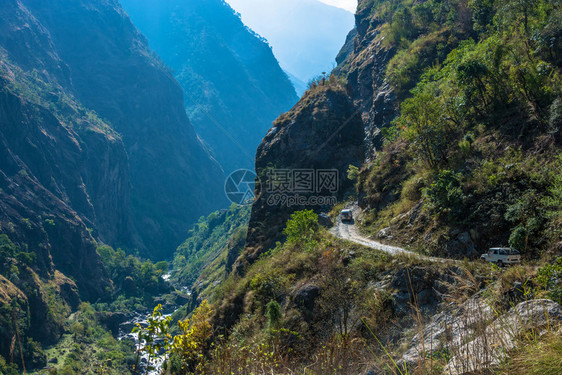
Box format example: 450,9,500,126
330,205,452,264
331,219,414,256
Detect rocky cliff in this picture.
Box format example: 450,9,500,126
334,1,398,157
0,0,228,361
241,0,395,264
120,0,298,173
0,0,227,259
241,80,365,267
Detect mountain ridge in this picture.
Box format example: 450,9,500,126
120,0,298,173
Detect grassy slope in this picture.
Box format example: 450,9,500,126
165,0,562,373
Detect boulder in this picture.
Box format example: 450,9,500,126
445,232,478,258
378,227,392,240
401,295,494,368
294,284,321,322
444,299,562,375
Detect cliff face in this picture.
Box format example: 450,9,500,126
0,62,110,362
120,0,298,173
22,0,228,256
0,59,115,298
334,0,398,156
241,0,396,264
242,82,365,265
0,0,228,360
0,0,228,260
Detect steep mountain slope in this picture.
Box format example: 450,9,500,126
0,0,226,365
120,0,298,173
241,0,562,265
227,0,356,84
0,0,227,259
243,79,365,264
163,1,562,373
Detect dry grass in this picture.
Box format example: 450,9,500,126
499,331,562,375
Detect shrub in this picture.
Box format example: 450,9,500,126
537,258,562,304
283,210,319,250
347,165,359,181
509,225,528,252
423,170,465,219
265,300,282,331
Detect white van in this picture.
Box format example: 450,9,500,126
340,209,353,223
481,247,521,267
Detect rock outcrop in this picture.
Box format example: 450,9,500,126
242,0,399,267
444,299,562,375
401,298,562,375
334,0,399,156
242,83,365,265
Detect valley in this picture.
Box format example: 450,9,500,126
1,0,561,374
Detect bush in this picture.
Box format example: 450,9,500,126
537,258,562,304
423,170,465,219
509,225,528,252
283,210,319,250
266,300,282,330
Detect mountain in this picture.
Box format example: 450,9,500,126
170,0,561,373
0,0,227,364
226,0,356,83
0,0,227,260
243,79,365,264
239,0,562,267
119,0,298,173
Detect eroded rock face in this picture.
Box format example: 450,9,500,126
242,85,365,266
401,295,495,368
401,298,562,375
444,299,562,375
334,0,398,156
0,74,112,298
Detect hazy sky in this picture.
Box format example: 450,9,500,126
226,0,355,85
318,0,357,12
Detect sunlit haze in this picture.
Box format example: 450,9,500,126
226,0,355,89
318,0,357,12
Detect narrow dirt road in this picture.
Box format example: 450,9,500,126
330,204,451,263
331,219,415,256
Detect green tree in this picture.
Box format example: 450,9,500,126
132,304,172,375
399,89,449,168
283,210,319,250
347,165,359,181
424,170,465,219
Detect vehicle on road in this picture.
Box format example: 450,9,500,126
481,247,521,267
340,209,353,223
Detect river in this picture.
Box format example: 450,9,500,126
117,271,190,375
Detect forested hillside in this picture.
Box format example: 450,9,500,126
0,0,225,370
350,0,562,258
